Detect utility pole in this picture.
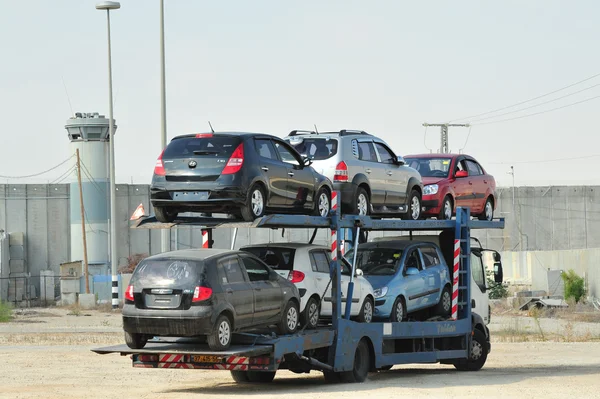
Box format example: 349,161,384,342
422,123,470,153
160,0,170,254
76,149,90,294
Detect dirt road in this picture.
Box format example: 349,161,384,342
1,309,600,398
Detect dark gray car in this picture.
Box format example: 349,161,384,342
122,249,300,351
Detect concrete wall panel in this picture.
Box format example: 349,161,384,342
26,185,49,278
47,184,70,271
128,185,150,257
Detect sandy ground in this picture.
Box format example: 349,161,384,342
1,308,600,399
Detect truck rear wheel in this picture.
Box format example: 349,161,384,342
230,370,276,383
339,339,370,383
453,328,488,371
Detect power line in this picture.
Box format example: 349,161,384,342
79,159,107,194
0,155,75,179
474,94,600,126
459,125,473,153
489,153,600,165
49,166,77,184
469,82,600,123
448,71,600,122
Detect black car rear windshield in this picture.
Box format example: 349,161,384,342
241,247,296,271
131,258,207,288
164,136,242,159
405,157,452,178
289,138,338,160
347,248,404,276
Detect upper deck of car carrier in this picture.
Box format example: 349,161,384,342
93,192,505,383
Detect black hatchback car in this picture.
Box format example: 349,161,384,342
122,249,300,351
151,132,333,222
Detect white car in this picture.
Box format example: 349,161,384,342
240,243,375,328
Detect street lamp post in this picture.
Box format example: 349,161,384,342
160,0,170,253
96,1,121,310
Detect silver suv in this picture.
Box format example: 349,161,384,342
284,130,423,219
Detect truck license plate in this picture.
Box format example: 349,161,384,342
173,191,209,201
192,355,222,363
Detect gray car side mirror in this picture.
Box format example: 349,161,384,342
396,156,406,166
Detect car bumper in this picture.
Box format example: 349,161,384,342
122,305,214,336
150,185,247,211
421,195,441,215
372,296,393,320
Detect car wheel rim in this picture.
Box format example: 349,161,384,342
318,193,329,217
444,200,452,220
485,201,492,220
471,339,483,360
396,302,403,321
218,321,230,346
411,196,420,219
287,306,298,330
309,302,319,326
364,301,373,323
443,291,451,311
252,189,264,216
357,193,368,215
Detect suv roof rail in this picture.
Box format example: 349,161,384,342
339,129,371,136
288,130,317,136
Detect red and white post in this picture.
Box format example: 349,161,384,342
451,239,460,320
202,230,209,249
330,192,338,260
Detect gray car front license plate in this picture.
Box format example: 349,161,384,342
172,191,209,201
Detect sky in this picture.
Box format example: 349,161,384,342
0,0,599,187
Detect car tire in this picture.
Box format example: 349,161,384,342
124,331,147,349
352,187,370,216
390,296,407,322
313,188,331,217
478,197,494,221
230,370,250,383
240,184,266,222
207,314,232,351
402,189,422,220
154,206,178,223
439,196,453,220
357,296,373,323
247,371,276,383
434,285,452,317
301,297,320,329
339,339,370,383
453,328,488,371
277,300,299,335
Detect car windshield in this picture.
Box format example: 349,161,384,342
240,247,296,271
288,138,338,160
164,136,241,159
346,248,403,276
130,258,206,289
405,157,452,178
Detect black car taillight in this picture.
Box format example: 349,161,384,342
125,284,134,302
154,149,166,176
221,143,244,174
192,286,212,302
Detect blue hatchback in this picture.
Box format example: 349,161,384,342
347,240,452,322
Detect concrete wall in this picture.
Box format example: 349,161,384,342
1,183,600,299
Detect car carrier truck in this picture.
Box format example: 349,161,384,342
93,192,504,383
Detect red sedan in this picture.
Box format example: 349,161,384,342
403,154,497,220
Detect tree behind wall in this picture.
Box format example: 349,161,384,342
561,269,586,303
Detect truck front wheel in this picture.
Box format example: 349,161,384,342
453,328,488,371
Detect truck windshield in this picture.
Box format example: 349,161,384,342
405,157,452,178
348,248,403,276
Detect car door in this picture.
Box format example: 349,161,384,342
465,159,486,214
451,157,474,210
419,245,444,308
273,139,315,210
374,142,407,207
253,138,288,207
239,255,284,324
217,256,255,328
356,140,386,206
401,248,428,312
310,250,334,315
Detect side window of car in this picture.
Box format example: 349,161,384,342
241,256,272,282
454,159,467,176
374,143,396,164
310,251,330,273
470,252,486,292
255,138,278,160
420,246,441,268
466,160,483,176
274,141,300,166
404,249,424,273
356,141,378,162
220,257,246,284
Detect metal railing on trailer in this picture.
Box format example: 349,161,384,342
93,191,505,383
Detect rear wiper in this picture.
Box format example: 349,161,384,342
193,150,220,155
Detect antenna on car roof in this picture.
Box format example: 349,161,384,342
314,124,319,134
208,121,215,133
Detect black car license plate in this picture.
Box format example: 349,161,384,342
172,191,209,201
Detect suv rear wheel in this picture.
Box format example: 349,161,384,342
352,187,370,216
402,190,422,220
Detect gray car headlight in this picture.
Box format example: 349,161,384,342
423,184,439,195
373,287,388,298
